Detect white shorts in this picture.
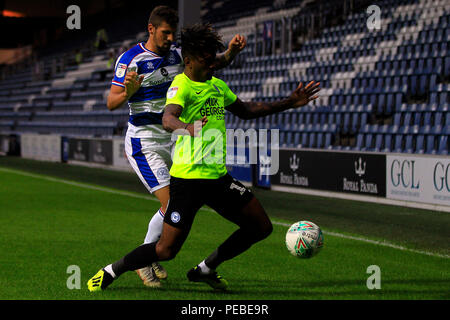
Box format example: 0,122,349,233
125,135,174,193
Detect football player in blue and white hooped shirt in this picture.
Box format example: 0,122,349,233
105,5,246,287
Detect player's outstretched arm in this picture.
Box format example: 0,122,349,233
213,34,246,70
162,104,208,136
226,81,321,120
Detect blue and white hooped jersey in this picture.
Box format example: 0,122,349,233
112,42,184,138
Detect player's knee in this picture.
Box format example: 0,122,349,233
246,217,272,242
258,219,273,240
155,242,179,261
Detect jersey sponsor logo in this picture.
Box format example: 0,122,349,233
116,63,127,78
204,97,219,107
171,211,181,223
160,68,169,77
200,97,225,120
196,90,204,94
199,106,225,117
167,86,178,99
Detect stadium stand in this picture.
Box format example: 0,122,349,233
0,0,448,154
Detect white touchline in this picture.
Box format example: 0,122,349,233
1,166,449,259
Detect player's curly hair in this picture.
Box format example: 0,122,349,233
149,5,179,28
181,24,225,60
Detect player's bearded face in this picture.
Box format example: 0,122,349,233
152,22,176,55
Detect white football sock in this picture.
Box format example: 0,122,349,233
144,208,165,244
198,260,213,274
104,264,116,278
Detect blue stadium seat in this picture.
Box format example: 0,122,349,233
425,135,436,154
293,132,300,147
445,56,450,75
324,133,332,149
404,135,413,153
439,92,448,104
415,135,425,154
353,133,364,151
280,131,286,147
316,132,324,149
393,134,404,153
304,113,311,125
286,131,293,148
393,113,401,126
319,113,327,125
409,75,418,96
301,132,308,147
418,75,428,96
308,133,316,148
341,113,351,133
434,112,443,126
437,135,448,155
403,112,412,126
433,125,443,135
363,134,373,151
430,92,438,105
413,112,422,126
423,112,432,126
374,134,383,152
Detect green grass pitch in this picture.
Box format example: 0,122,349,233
0,157,449,300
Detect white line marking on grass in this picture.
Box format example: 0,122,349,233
2,166,449,259
0,167,156,202
269,220,450,259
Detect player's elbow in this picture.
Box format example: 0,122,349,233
106,94,116,111
106,100,114,111
162,113,173,132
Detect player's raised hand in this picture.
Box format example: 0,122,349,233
228,34,246,55
289,81,321,109
124,71,144,98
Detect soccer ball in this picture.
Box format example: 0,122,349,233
285,221,324,258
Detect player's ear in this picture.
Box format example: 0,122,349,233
148,23,155,36
184,56,191,67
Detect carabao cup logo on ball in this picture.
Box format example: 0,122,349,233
285,221,324,259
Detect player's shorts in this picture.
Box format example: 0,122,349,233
164,173,254,230
125,135,174,193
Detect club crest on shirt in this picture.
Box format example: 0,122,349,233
116,63,127,78
146,61,154,71
157,167,170,179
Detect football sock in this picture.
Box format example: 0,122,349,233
111,242,158,278
104,264,116,278
205,229,254,270
144,208,165,244
198,260,213,274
